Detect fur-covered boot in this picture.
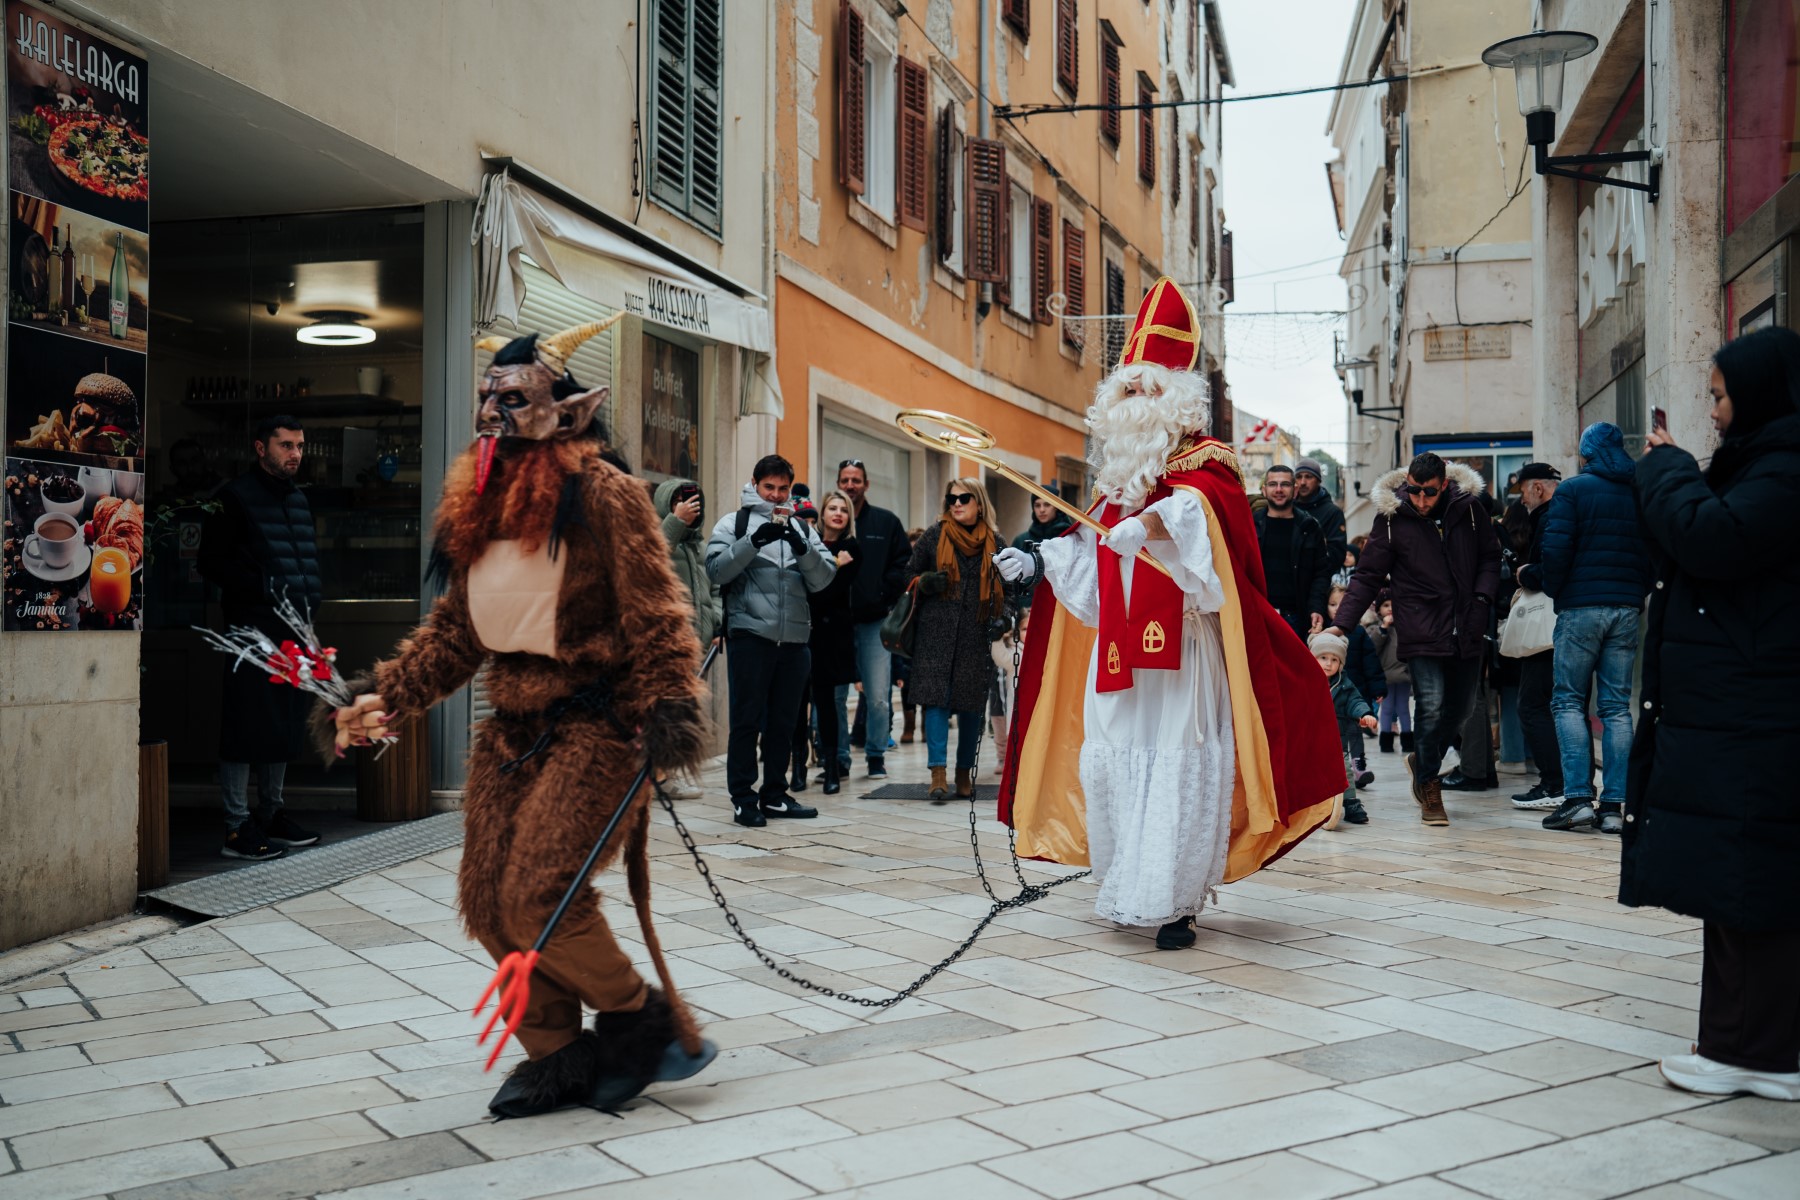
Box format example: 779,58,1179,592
587,987,716,1111
487,1031,604,1118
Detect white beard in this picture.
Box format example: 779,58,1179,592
1088,363,1213,510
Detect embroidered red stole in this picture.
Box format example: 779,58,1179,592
1094,495,1185,693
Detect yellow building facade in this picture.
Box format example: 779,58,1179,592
772,0,1232,535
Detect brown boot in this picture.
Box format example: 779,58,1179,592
955,767,975,798
901,706,917,744
1418,775,1450,826
928,765,949,804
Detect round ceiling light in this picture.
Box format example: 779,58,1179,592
296,312,376,346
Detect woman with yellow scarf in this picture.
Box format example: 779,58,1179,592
905,478,1011,801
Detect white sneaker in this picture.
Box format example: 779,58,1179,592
1659,1052,1800,1100
660,780,705,801
1496,760,1530,776
1439,747,1461,774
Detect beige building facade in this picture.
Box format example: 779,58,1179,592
1327,0,1537,535
2,0,776,948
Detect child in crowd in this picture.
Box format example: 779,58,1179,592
1311,629,1379,826
1330,583,1384,788
1366,596,1412,753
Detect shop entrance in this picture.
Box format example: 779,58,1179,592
141,53,452,886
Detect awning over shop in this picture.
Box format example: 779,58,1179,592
473,169,773,355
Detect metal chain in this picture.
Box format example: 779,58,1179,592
654,583,1089,1010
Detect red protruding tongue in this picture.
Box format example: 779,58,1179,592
474,433,497,495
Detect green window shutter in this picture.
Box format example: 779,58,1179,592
649,0,724,236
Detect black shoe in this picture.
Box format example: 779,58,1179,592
1400,732,1416,753
1343,798,1369,824
222,824,286,861
1596,804,1624,834
262,811,320,847
489,1033,603,1118
585,989,718,1112
1378,732,1395,754
821,762,841,795
732,798,766,828
790,761,809,792
866,756,887,778
1511,784,1563,811
1441,772,1496,793
761,794,818,819
1355,769,1375,789
1155,917,1197,950
1542,797,1597,831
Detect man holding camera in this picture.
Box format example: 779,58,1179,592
706,454,837,827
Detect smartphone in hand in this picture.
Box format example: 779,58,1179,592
772,506,792,526
1651,405,1668,433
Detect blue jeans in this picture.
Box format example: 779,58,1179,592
836,621,894,765
1499,684,1525,763
1551,605,1639,804
923,707,982,770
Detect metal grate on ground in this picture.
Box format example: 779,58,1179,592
140,811,466,918
861,783,1002,802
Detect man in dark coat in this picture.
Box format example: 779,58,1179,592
1534,423,1653,834
835,460,912,778
1625,326,1800,1101
1509,462,1565,811
197,415,324,861
1253,465,1333,643
1294,457,1348,568
1329,452,1502,827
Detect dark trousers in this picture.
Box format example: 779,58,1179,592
811,672,840,777
1516,650,1563,792
725,636,811,802
1407,654,1484,783
1699,922,1800,1073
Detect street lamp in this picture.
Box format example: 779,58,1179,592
1482,30,1659,201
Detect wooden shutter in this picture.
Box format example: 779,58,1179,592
649,0,690,211
1137,77,1156,185
1189,161,1201,246
689,0,724,230
837,1,866,194
1220,228,1235,304
1061,218,1086,347
1031,197,1054,324
896,57,929,231
1056,0,1078,95
1104,261,1127,364
1003,0,1031,40
966,138,1008,283
936,102,956,263
1100,38,1121,144
1170,122,1181,213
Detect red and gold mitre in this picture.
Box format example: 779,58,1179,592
1117,276,1199,371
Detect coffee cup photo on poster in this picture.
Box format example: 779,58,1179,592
10,191,148,350
4,453,144,631
5,321,143,466
6,2,149,234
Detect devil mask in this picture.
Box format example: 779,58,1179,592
473,315,622,443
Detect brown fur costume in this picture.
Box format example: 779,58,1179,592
349,436,707,1070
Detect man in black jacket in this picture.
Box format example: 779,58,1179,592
1295,457,1348,569
1508,462,1565,812
835,459,912,777
197,416,324,861
1254,465,1333,643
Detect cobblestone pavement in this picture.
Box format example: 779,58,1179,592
3,743,1794,1200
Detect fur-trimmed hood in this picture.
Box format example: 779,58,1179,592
1369,461,1486,518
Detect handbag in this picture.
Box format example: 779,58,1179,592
1499,588,1555,658
879,578,921,658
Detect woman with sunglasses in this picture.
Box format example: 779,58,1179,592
906,480,1011,801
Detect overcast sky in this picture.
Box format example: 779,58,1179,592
1216,0,1356,459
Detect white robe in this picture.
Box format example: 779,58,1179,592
1038,490,1236,926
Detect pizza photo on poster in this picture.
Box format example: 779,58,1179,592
3,454,144,631
6,1,148,233
10,190,148,350
6,322,143,467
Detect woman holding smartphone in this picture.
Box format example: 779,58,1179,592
907,479,1010,802
1625,325,1800,1101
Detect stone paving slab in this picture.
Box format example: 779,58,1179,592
1,744,1790,1198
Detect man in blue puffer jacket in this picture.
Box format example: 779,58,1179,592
1534,422,1653,834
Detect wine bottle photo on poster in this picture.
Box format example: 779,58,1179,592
10,190,148,351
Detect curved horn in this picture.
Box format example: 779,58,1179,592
474,335,510,354
538,312,627,372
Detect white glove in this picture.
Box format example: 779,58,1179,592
1105,516,1148,559
993,546,1033,583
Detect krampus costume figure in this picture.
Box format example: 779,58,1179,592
328,316,712,1118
